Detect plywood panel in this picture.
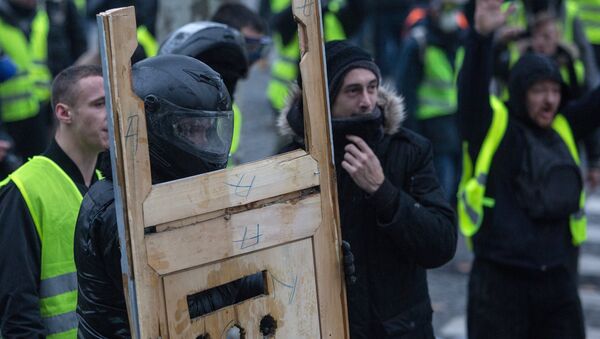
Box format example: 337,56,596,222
163,239,320,338
98,7,161,337
143,150,319,227
100,0,348,337
146,194,321,275
292,0,349,337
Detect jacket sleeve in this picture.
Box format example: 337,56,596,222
0,183,45,338
98,200,124,293
457,28,495,159
368,141,457,269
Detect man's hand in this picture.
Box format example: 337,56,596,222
0,140,11,162
341,135,384,194
475,0,515,36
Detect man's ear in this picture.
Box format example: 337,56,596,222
55,103,72,124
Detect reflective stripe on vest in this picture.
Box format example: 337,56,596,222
552,114,587,245
458,98,587,246
0,11,51,122
5,156,82,338
563,1,579,43
560,59,585,87
575,0,600,44
416,46,464,120
230,102,242,157
137,25,158,58
267,0,346,110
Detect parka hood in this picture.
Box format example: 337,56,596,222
277,83,406,142
507,52,565,120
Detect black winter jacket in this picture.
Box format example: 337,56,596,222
458,29,600,271
278,85,457,338
74,162,265,338
74,179,130,338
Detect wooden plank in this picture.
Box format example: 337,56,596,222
98,7,161,337
143,149,319,227
162,239,320,338
292,0,349,337
146,194,322,275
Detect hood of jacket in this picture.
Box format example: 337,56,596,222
277,83,406,143
507,52,566,123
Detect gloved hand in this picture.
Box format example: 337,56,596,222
342,240,357,285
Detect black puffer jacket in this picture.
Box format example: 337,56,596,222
278,85,457,338
74,159,265,338
74,179,130,338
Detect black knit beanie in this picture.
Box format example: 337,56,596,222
325,40,381,104
297,40,381,104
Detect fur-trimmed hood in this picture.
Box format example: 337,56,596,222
277,83,406,141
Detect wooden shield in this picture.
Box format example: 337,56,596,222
98,1,348,337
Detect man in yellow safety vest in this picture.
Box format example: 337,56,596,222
0,65,107,338
457,0,600,337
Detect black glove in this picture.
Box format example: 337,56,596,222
342,240,357,285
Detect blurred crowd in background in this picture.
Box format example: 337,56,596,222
3,0,600,202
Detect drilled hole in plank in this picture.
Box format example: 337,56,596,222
225,324,245,339
259,314,277,337
187,271,267,319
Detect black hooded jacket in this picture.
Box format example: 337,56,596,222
278,85,457,338
458,29,600,271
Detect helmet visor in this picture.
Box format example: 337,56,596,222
146,96,234,164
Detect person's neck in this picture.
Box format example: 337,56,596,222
54,131,98,187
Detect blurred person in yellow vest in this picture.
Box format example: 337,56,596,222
75,0,157,66
0,64,107,338
0,0,87,160
397,0,468,205
266,0,349,112
457,0,600,336
570,0,600,69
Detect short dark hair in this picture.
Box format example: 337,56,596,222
212,3,266,34
51,65,103,111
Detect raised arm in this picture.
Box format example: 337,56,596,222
458,0,513,156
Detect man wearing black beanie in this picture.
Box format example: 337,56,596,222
279,40,457,338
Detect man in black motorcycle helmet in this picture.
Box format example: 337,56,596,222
135,53,234,179
159,21,255,165
73,54,263,338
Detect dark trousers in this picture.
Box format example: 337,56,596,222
467,258,585,339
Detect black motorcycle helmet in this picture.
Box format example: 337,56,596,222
158,21,248,98
132,54,234,182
